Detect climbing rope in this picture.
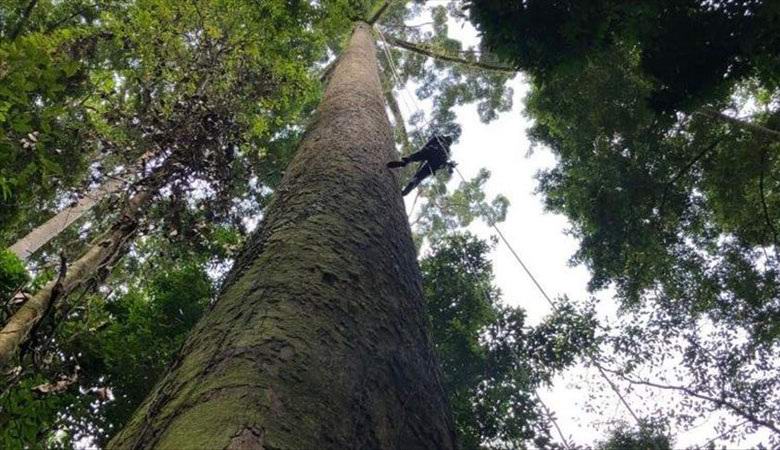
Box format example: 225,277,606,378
376,25,576,449
375,23,649,445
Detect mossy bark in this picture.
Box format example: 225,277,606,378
108,22,456,450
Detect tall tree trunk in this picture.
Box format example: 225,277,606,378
109,23,456,450
0,162,170,367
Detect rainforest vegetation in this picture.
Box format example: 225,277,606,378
0,0,777,448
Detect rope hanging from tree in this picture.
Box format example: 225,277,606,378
374,23,663,449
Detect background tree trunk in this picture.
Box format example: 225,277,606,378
8,177,125,261
0,161,169,367
8,150,155,261
108,22,456,450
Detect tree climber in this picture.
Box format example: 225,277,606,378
387,134,455,195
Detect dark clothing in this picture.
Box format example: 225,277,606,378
405,135,450,170
387,135,453,196
402,163,436,196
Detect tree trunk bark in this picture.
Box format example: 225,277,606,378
108,23,456,450
0,162,168,367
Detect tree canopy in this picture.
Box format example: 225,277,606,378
421,233,596,449
468,0,780,445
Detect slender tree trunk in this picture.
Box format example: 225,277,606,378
0,162,169,368
8,152,154,261
8,178,122,261
109,23,456,450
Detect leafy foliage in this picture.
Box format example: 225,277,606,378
379,2,514,139
0,1,110,243
375,2,514,250
66,262,211,445
421,233,598,449
414,168,509,244
466,0,780,112
467,0,780,444
0,248,27,298
594,420,673,450
0,373,76,449
0,0,363,446
0,261,212,448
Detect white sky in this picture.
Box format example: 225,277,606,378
394,12,768,449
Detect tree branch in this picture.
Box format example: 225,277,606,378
759,151,779,251
602,367,780,435
383,35,518,73
657,140,719,217
9,0,38,40
699,419,751,449
367,1,390,25
43,3,95,34
699,107,780,141
18,252,67,361
391,21,435,30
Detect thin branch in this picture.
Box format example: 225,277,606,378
392,21,435,29
759,151,779,251
592,362,642,425
698,107,780,141
383,34,518,73
9,0,38,40
43,3,95,34
699,419,750,449
535,392,573,450
657,140,719,217
367,1,390,25
602,367,780,435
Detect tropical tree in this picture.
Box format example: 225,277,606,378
109,21,457,449
0,259,213,448
0,0,115,245
594,420,673,450
0,0,335,366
